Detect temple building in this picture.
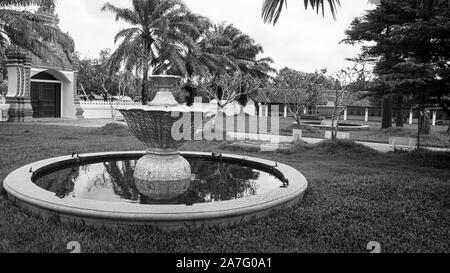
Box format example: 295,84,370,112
5,5,83,121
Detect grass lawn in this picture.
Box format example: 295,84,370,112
0,123,449,253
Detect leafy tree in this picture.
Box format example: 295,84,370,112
198,71,263,112
79,49,139,99
272,67,331,125
78,49,114,100
331,63,373,139
343,0,450,132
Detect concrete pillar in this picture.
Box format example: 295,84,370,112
6,49,33,122
265,105,269,118
259,103,263,117
72,66,84,119
344,108,348,121
409,109,413,125
293,129,302,142
432,111,437,126
365,108,369,122
0,104,10,122
284,104,288,118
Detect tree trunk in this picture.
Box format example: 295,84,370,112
420,109,431,135
437,100,450,134
382,95,393,129
395,95,404,128
142,63,149,105
331,108,338,140
295,113,301,126
334,114,342,140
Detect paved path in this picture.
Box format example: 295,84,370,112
18,118,450,153
302,137,450,153
23,118,113,128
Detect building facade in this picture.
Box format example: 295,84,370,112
5,5,83,122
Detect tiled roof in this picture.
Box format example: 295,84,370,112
321,90,374,108
251,88,290,104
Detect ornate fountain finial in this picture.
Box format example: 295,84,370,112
148,75,181,107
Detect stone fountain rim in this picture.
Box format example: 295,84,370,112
148,75,182,79
3,151,308,229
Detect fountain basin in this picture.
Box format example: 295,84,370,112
301,121,369,131
3,151,308,230
118,76,208,202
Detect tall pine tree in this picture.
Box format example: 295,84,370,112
343,0,450,130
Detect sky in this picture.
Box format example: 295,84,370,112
54,0,376,74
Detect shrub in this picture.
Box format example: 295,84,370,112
91,123,131,137
406,149,450,169
311,140,380,156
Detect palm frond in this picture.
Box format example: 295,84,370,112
0,0,54,8
102,3,140,25
0,4,74,62
262,0,341,25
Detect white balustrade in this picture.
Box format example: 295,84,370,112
80,100,257,119
80,100,141,119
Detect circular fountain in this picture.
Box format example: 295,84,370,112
3,75,308,230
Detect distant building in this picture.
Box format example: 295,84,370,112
252,88,376,119
5,5,83,121
316,90,375,118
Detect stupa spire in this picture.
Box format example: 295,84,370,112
36,1,60,26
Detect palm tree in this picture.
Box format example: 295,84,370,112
165,20,275,79
157,13,223,77
102,0,199,104
261,0,446,25
202,22,275,78
0,0,74,71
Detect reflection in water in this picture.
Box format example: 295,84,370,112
37,166,80,198
33,158,282,205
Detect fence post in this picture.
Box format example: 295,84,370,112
409,109,413,125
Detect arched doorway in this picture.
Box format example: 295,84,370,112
30,71,62,118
